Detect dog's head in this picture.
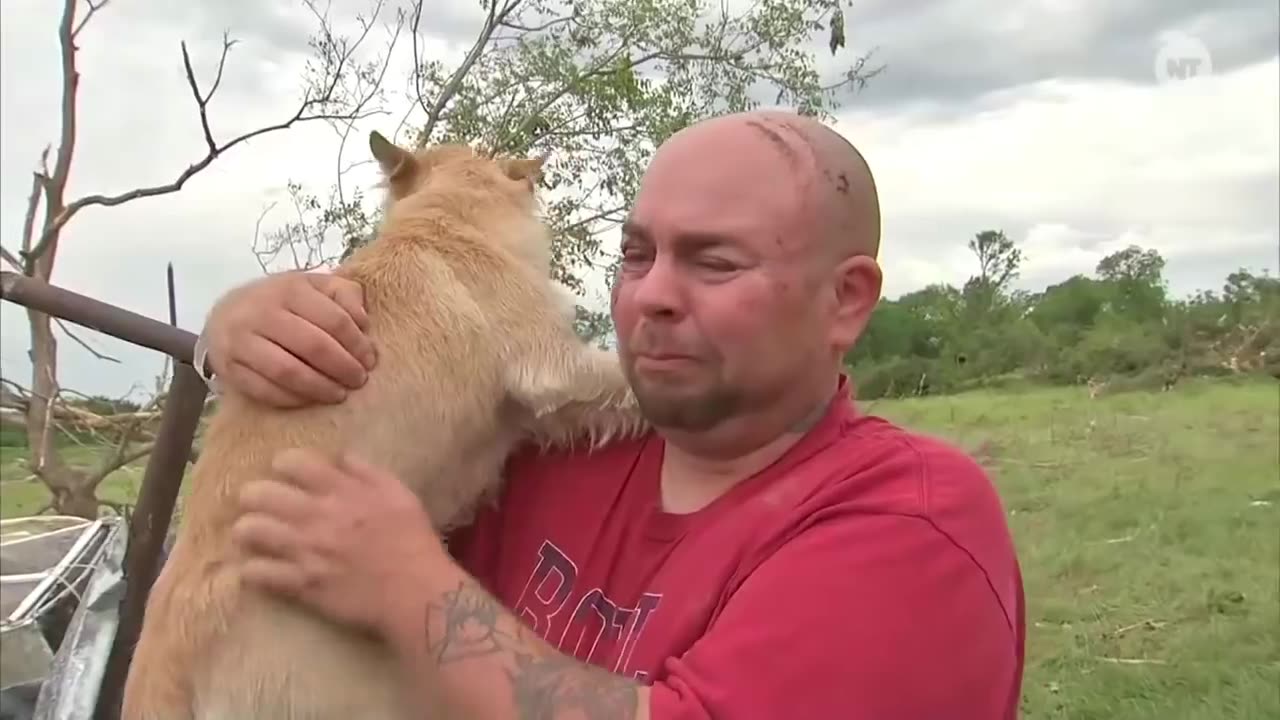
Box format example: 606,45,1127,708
369,131,546,205
367,131,553,271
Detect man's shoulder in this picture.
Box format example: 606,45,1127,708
793,411,1023,637
817,411,1004,520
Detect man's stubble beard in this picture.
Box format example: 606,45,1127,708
621,360,748,433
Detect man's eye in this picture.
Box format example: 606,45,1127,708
620,247,652,267
697,257,737,272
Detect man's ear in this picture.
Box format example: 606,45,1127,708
829,255,883,353
500,152,549,191
369,131,414,180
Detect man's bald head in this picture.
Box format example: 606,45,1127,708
610,108,885,448
665,110,881,261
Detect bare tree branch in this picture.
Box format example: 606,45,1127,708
416,0,525,146
54,319,121,363
1,246,22,271
499,16,572,33
182,32,239,154
92,376,166,484
23,26,380,267
70,0,108,39
251,201,283,274
562,204,628,235
20,163,47,259
326,1,404,222
9,0,378,516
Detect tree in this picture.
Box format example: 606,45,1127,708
962,229,1022,315
840,233,1279,399
1222,269,1280,323
254,0,885,337
853,302,924,362
1095,244,1166,286
1094,244,1167,322
1179,268,1280,375
0,0,384,518
1028,274,1107,346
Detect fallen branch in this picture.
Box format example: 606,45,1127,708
1105,619,1167,638
1095,657,1168,666
1,394,163,433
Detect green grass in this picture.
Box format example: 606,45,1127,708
865,377,1280,719
1,377,1276,717
0,441,165,517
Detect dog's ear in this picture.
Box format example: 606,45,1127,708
369,131,415,180
500,152,549,191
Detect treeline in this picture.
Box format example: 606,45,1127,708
844,230,1280,399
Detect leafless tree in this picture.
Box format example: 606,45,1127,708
0,0,397,518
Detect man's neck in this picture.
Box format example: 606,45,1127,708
656,379,839,514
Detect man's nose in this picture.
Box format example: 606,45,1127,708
630,254,684,319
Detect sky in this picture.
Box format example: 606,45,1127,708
0,0,1277,400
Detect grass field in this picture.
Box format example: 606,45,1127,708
0,441,159,517
864,377,1280,719
2,377,1277,718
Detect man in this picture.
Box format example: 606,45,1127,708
200,110,1026,719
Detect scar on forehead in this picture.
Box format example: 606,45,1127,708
823,169,850,194
747,117,850,198
746,119,804,167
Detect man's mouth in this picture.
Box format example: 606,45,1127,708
633,353,697,371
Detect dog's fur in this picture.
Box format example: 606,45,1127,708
119,133,646,720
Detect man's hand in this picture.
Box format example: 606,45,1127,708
232,447,649,720
230,448,441,639
205,272,378,408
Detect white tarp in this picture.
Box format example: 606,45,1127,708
0,515,124,720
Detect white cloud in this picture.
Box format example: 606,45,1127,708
842,56,1279,297
0,0,1276,401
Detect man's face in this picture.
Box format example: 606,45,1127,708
610,123,832,432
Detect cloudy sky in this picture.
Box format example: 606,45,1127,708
1,0,1276,400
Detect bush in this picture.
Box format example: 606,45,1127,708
850,356,959,400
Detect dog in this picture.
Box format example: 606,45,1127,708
120,132,646,720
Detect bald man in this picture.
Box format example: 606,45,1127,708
199,110,1026,719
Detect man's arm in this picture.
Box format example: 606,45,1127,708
386,548,651,720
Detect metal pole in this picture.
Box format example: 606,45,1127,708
0,271,198,363
93,362,208,720
0,271,209,719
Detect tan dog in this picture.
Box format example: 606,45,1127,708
120,133,645,720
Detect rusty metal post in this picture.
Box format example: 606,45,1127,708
0,271,199,362
0,270,209,719
93,362,207,720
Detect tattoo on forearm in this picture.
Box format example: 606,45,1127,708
425,579,640,720
426,580,513,664
506,651,640,720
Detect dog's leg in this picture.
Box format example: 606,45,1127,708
505,342,647,449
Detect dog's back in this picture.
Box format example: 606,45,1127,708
122,140,581,720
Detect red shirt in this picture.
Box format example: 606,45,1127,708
448,379,1026,719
